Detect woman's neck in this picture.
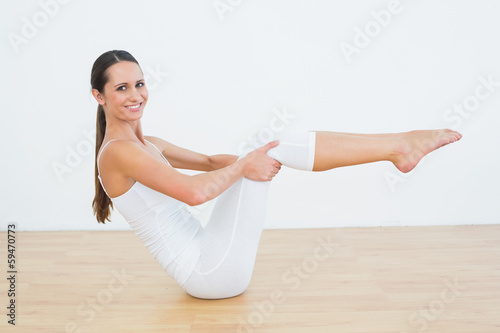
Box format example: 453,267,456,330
105,119,146,146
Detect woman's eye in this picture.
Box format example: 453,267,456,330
117,86,126,91
137,82,145,88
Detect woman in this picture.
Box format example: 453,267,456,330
91,50,461,299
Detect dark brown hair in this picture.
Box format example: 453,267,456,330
91,50,140,223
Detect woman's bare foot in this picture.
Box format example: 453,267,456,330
392,129,462,173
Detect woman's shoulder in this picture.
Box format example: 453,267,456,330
99,138,137,154
144,135,170,149
98,139,147,166
144,136,182,156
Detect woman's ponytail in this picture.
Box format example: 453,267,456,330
92,104,112,223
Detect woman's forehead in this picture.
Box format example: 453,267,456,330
107,61,143,83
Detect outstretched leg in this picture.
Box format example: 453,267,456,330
181,128,462,299
312,129,462,172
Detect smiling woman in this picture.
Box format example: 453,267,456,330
90,50,146,223
89,50,461,299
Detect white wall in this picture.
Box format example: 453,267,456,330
1,0,499,231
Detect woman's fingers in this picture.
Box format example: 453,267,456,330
259,140,280,153
244,140,283,181
267,162,281,181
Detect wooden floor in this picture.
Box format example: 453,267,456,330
1,225,499,333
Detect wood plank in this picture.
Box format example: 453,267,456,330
1,225,499,332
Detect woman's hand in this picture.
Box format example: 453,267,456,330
242,141,282,181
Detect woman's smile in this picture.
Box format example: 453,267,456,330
125,102,143,111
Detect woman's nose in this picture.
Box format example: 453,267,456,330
128,88,142,101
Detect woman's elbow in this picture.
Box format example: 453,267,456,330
186,189,208,206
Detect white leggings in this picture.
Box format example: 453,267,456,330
183,131,316,299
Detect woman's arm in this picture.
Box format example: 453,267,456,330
102,139,280,206
145,136,238,171
208,154,239,170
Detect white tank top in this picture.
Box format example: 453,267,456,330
97,139,202,285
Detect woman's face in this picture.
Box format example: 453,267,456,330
95,61,148,122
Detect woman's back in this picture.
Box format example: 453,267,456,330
97,140,203,285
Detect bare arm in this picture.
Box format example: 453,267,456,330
208,154,239,171
145,136,238,171
102,140,280,206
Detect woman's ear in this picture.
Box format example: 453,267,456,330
92,89,105,106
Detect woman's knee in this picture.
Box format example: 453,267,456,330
266,130,316,171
